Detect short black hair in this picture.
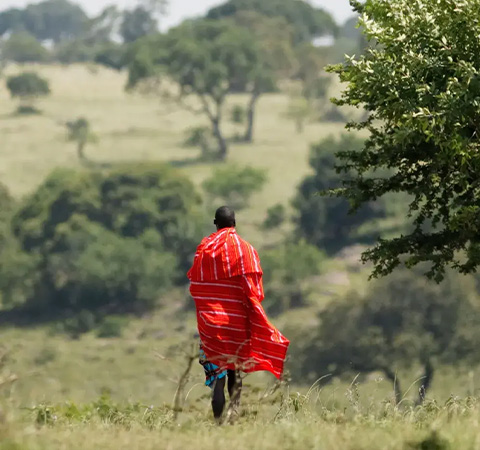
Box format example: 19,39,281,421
214,206,236,229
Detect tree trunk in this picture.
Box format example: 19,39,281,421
417,359,434,405
383,367,402,405
212,119,228,160
77,142,86,161
244,91,260,143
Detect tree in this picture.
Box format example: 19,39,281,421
127,20,262,159
206,0,338,45
120,6,158,43
293,135,386,254
1,32,50,63
0,1,88,43
328,0,480,281
66,118,97,162
231,11,297,142
9,164,203,315
300,269,480,404
93,42,127,70
6,72,50,113
262,241,325,315
203,164,267,210
285,97,312,134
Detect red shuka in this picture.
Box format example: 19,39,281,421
187,228,290,379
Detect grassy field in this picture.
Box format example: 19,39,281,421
1,64,480,448
0,64,346,247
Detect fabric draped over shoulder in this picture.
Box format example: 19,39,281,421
187,228,262,282
188,228,290,379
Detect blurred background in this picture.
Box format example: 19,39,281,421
0,0,478,413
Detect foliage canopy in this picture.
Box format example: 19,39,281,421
329,0,480,280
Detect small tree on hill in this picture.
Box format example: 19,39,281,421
203,164,267,210
6,72,50,114
127,20,262,159
1,32,50,63
66,118,97,162
300,269,480,405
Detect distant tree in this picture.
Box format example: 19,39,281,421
340,16,361,41
84,6,122,45
203,164,267,210
1,32,50,63
66,118,97,162
182,126,216,160
231,11,297,142
293,135,386,254
262,240,325,315
207,0,338,44
127,21,262,159
93,42,127,71
54,39,95,64
120,6,158,43
0,183,13,251
9,164,203,315
262,204,286,230
285,96,312,134
6,72,50,114
327,0,480,281
294,43,331,116
301,269,480,404
0,8,24,37
0,0,88,43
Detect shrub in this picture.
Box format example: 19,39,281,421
8,164,203,317
262,204,286,229
230,105,246,124
96,316,129,338
1,32,50,63
262,240,325,315
203,164,267,210
6,72,50,112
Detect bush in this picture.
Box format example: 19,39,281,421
262,240,325,315
55,40,95,64
97,316,129,338
94,42,127,71
8,164,203,317
262,204,286,229
1,32,50,63
6,72,50,112
203,164,267,210
182,126,216,159
230,105,246,124
293,135,387,254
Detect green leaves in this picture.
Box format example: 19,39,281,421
329,0,480,280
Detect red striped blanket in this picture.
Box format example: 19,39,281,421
187,228,290,379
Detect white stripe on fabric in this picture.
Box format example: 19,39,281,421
190,281,242,290
233,233,245,274
199,311,247,319
199,318,245,332
194,296,243,304
199,331,250,346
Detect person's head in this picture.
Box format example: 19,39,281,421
214,206,236,230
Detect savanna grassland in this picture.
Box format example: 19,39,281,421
1,64,479,450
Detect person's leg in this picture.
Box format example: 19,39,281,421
227,370,242,408
211,375,226,421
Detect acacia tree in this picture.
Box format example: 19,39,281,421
231,11,297,142
329,0,480,280
66,117,97,162
127,20,261,159
6,72,50,113
300,270,480,404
